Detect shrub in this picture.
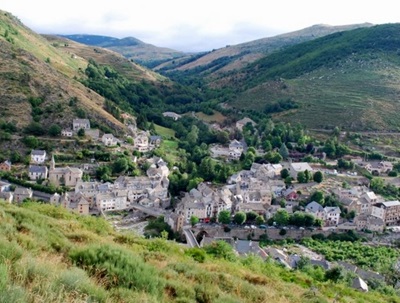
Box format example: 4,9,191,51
204,241,237,262
69,244,164,297
185,247,206,263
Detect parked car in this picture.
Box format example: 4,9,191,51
259,225,267,229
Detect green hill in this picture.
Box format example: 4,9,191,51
0,201,397,303
62,34,188,68
221,23,400,131
156,23,372,77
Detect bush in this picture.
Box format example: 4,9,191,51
204,241,237,262
185,248,206,263
69,244,164,297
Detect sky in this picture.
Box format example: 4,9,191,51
2,0,399,52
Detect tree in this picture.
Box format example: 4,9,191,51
309,190,324,205
313,171,324,183
280,168,290,179
77,128,85,137
21,137,37,151
218,210,231,224
233,212,246,225
186,125,199,145
256,215,265,225
112,157,129,174
279,143,289,160
264,151,282,164
284,176,293,186
303,213,316,227
24,122,45,136
246,211,258,222
274,209,289,226
95,165,111,181
325,266,345,282
304,170,311,182
370,177,385,193
297,171,307,183
48,124,61,137
190,216,199,227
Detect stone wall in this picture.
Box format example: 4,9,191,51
192,226,333,241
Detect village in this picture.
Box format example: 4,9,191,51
0,114,399,239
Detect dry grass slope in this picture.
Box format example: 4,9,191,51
0,201,398,303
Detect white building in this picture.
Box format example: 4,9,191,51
31,150,46,164
101,134,118,146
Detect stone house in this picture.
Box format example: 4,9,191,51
0,160,11,171
0,191,13,203
134,131,149,152
305,201,325,221
150,135,162,147
229,140,244,157
236,202,267,216
96,191,130,211
324,207,341,226
165,212,185,232
0,181,11,192
73,118,90,131
49,166,83,187
31,150,46,164
28,165,48,180
101,133,118,146
77,196,90,215
236,117,256,131
13,187,33,203
371,200,400,226
355,214,384,232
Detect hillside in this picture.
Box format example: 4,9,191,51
0,201,397,303
0,10,128,131
219,23,400,131
62,34,188,68
155,23,372,77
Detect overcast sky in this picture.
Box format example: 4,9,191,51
2,0,399,52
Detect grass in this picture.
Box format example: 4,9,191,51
155,124,176,139
195,111,227,124
0,201,398,302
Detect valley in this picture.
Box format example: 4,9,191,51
1,8,400,302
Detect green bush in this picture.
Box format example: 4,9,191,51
69,244,164,297
185,247,206,263
204,241,237,262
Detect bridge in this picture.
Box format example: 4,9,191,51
183,227,200,248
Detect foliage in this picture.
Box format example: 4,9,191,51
280,168,290,179
0,200,397,302
301,238,400,272
273,209,290,226
203,240,237,261
233,211,246,225
218,210,231,224
144,216,175,240
313,171,323,183
190,215,199,227
70,244,164,297
48,124,61,137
